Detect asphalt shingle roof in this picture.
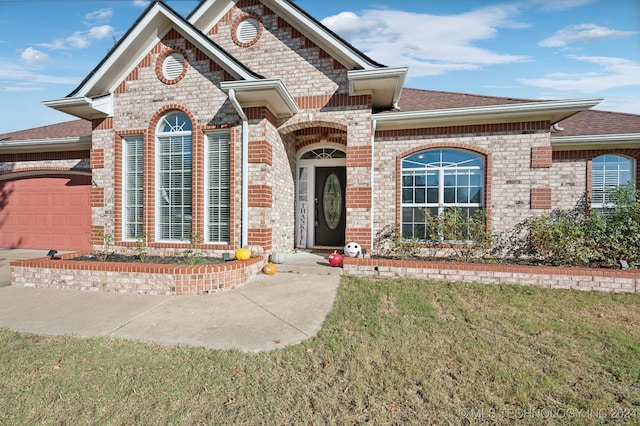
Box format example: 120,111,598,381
552,109,640,137
396,88,538,111
0,119,92,142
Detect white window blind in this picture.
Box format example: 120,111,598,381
157,112,192,241
592,154,634,210
206,131,231,243
123,135,144,240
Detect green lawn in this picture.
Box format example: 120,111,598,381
1,276,639,424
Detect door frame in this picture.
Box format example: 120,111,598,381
296,144,346,248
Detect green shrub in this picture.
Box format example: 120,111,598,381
525,184,640,268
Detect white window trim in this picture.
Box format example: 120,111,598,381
122,135,144,241
155,113,193,243
591,154,636,211
205,131,231,244
400,148,484,242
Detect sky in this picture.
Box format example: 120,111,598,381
0,0,639,134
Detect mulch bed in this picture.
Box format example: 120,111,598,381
71,254,223,265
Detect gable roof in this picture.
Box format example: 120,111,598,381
72,1,261,98
44,1,264,120
189,0,385,70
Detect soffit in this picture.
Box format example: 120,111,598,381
374,99,603,131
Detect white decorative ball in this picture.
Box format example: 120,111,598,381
344,241,362,258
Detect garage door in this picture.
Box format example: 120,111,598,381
0,174,92,251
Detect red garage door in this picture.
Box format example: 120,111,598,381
0,174,92,251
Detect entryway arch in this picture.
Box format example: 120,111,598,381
296,143,347,248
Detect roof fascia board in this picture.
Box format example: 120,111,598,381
261,0,381,70
0,136,91,154
43,96,112,120
221,79,300,117
552,133,640,151
348,67,408,109
188,0,235,30
375,98,603,131
73,2,257,99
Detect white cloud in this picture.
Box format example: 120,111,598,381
519,56,640,93
529,0,596,11
133,0,149,7
39,25,115,50
20,47,49,64
85,8,113,24
540,24,639,47
321,5,529,77
0,61,79,86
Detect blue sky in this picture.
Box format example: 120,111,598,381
0,0,638,134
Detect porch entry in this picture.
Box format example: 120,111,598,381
314,167,346,246
296,146,347,249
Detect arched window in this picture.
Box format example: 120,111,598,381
401,148,484,241
156,112,192,241
591,154,635,213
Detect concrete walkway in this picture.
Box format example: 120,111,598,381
0,250,342,352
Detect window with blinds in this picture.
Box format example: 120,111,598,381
123,135,144,240
591,154,634,212
157,112,193,241
206,131,231,243
401,149,484,241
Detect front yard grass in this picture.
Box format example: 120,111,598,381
1,276,639,424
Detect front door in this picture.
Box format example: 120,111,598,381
315,167,346,246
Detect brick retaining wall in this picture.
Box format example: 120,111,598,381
343,258,639,294
11,253,266,296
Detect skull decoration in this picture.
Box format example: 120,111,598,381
328,251,344,267
344,241,362,258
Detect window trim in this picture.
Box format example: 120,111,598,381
591,154,636,211
122,134,144,242
205,130,231,244
155,112,193,243
400,148,485,242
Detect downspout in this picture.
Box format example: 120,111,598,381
370,119,377,255
228,89,249,248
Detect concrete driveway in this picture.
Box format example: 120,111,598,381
0,249,51,287
0,250,342,352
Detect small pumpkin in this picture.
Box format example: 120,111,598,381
263,263,277,275
235,247,251,261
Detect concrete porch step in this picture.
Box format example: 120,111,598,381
271,251,343,276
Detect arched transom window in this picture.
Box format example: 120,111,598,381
156,112,193,241
401,148,484,241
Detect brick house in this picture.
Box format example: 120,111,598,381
1,0,639,256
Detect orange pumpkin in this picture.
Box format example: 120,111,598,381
235,247,251,261
263,263,277,275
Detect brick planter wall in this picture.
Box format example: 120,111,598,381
11,253,266,296
343,258,639,294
